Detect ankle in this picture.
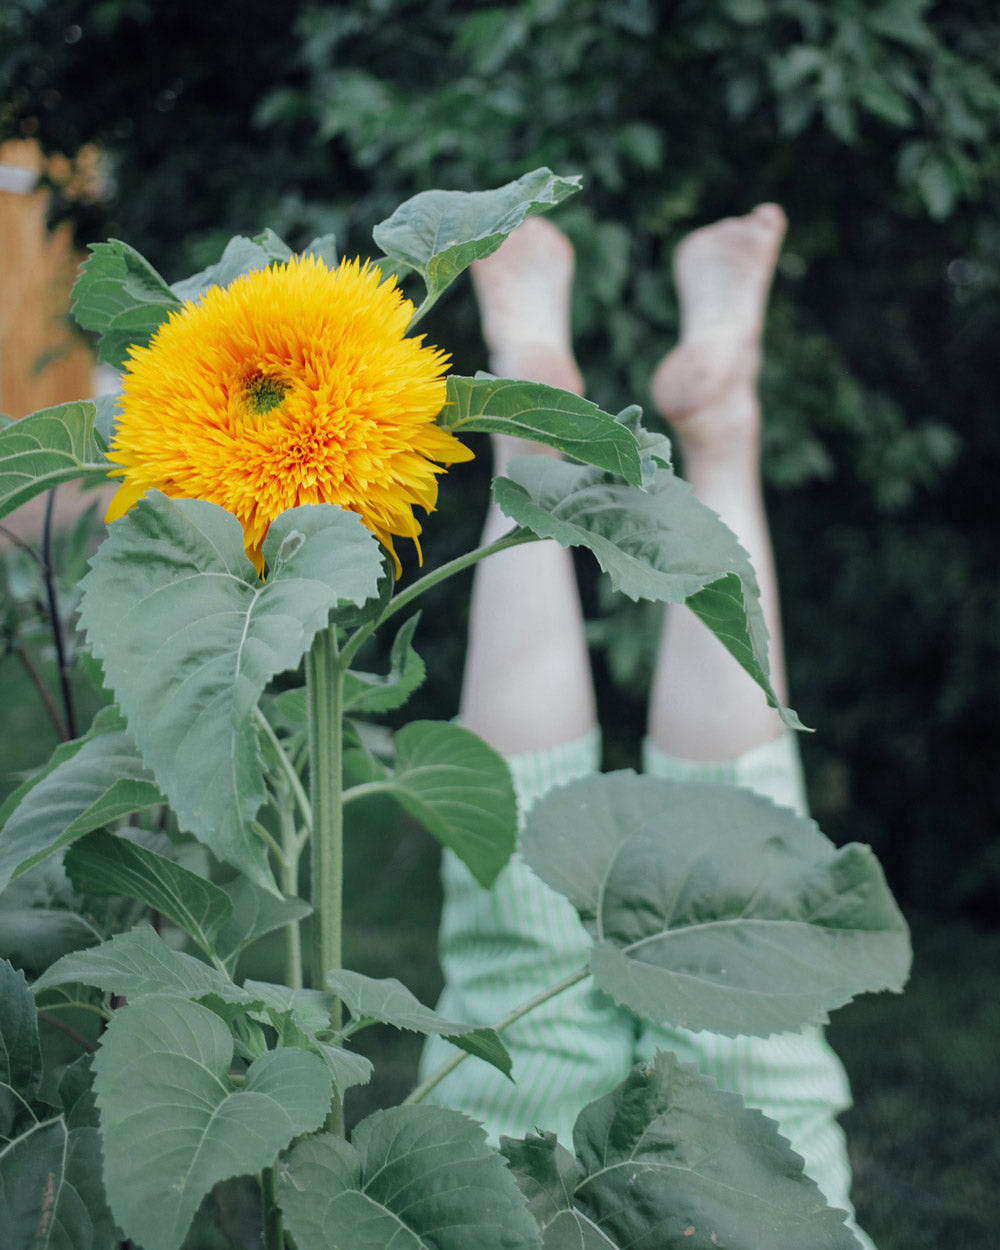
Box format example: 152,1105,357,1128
489,343,583,396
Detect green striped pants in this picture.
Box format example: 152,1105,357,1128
420,731,875,1249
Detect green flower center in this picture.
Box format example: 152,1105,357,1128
245,373,286,415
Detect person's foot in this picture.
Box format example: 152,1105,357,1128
650,204,786,454
471,216,584,396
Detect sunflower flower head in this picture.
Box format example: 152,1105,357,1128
105,254,472,575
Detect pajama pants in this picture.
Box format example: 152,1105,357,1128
420,729,875,1249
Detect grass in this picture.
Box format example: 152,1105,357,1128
830,918,1000,1250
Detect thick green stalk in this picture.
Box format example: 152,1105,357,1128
306,622,345,1133
279,800,303,992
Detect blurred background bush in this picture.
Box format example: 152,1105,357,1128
3,3,998,1245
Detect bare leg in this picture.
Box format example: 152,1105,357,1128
648,204,788,760
459,219,596,756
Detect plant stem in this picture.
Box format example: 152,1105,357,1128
41,489,77,740
260,1166,283,1250
278,799,303,992
255,707,313,831
403,965,589,1105
15,643,67,740
340,529,535,670
305,621,345,1135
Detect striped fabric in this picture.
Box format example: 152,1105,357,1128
420,731,875,1249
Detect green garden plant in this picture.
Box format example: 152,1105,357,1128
0,170,909,1250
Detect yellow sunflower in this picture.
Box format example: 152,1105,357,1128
105,254,471,575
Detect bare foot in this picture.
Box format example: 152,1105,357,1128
471,217,584,396
650,204,786,454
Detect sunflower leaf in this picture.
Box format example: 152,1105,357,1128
279,1111,541,1250
444,375,643,485
71,240,182,367
77,496,384,891
0,1116,117,1250
63,830,234,960
242,980,373,1097
0,401,109,523
501,1053,863,1250
32,924,257,1010
373,721,517,887
0,705,165,894
93,994,332,1250
342,611,426,714
520,772,911,1037
326,969,512,1078
215,879,312,968
373,166,582,324
1,959,42,1140
493,457,801,727
170,231,293,303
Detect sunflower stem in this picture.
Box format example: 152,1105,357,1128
305,621,345,1135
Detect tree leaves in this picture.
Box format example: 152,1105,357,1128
326,969,512,1079
443,375,643,484
520,772,910,1037
279,1109,541,1250
493,456,799,726
503,1052,862,1250
0,401,109,523
93,994,332,1250
77,496,384,890
372,167,581,322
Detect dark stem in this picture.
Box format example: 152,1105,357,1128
37,1011,97,1052
41,489,78,740
14,643,68,740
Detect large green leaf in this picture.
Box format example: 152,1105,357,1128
520,772,910,1037
279,1109,541,1250
372,167,581,322
493,457,799,727
0,959,42,1140
443,376,643,484
0,402,109,523
93,994,332,1250
326,969,511,1079
32,924,256,1010
77,496,384,890
64,831,234,959
71,240,181,367
503,1052,861,1250
379,721,517,887
0,707,165,893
